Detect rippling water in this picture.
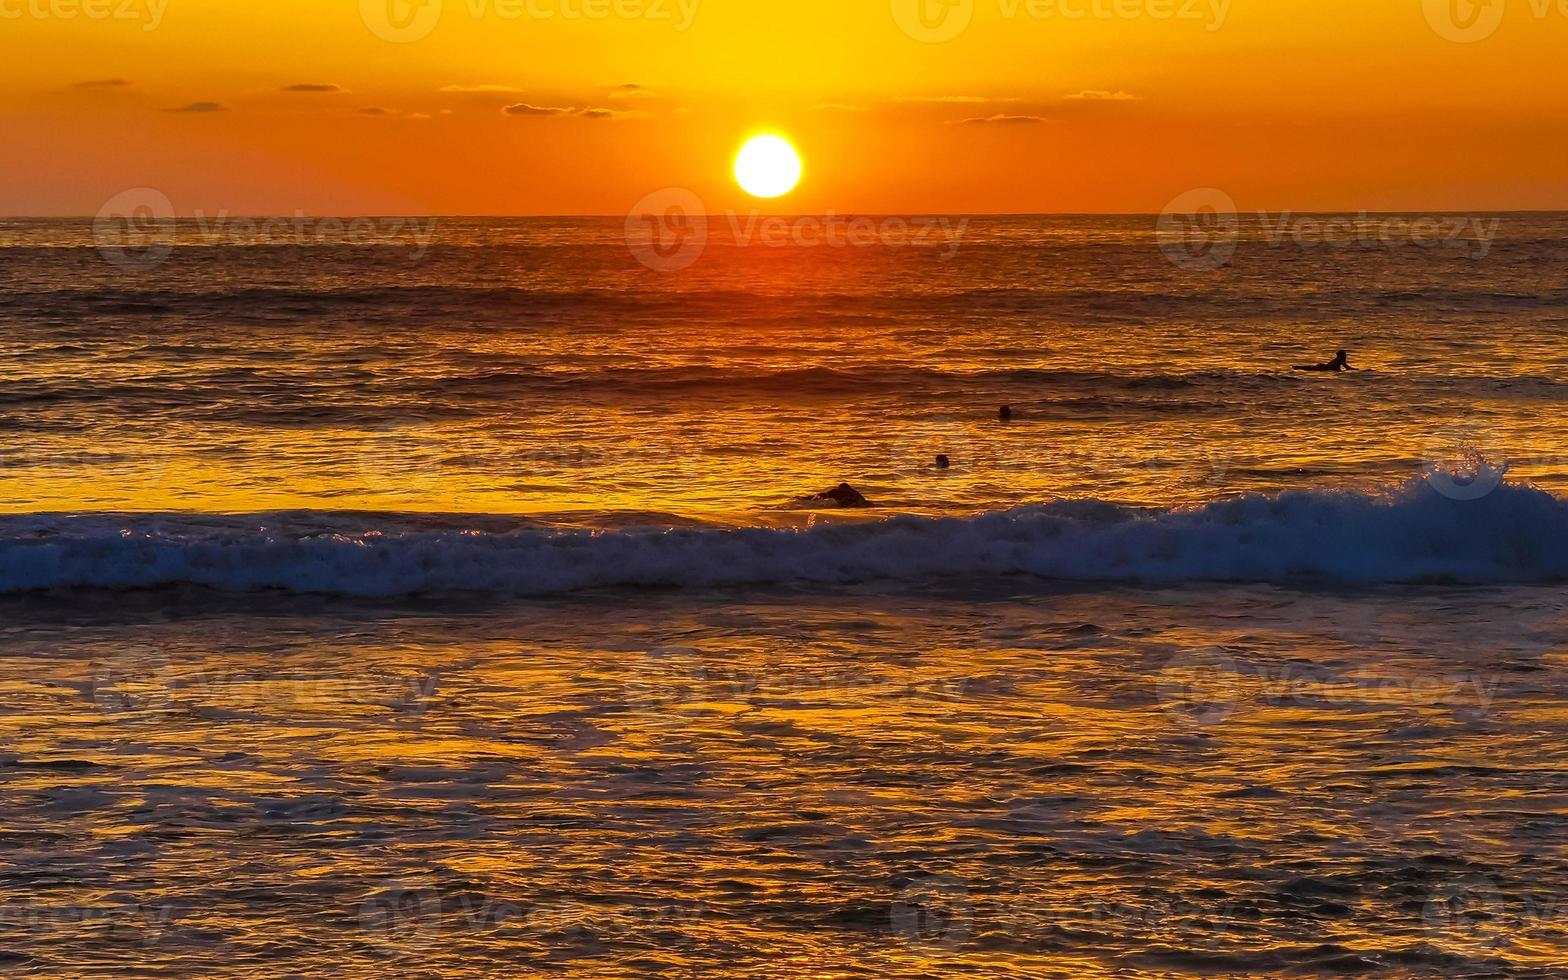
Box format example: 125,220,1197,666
5,586,1566,976
2,216,1566,975
4,214,1567,516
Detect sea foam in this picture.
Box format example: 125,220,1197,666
1,467,1563,597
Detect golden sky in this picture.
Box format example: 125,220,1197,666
2,0,1566,214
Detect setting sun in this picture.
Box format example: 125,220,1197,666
734,135,802,199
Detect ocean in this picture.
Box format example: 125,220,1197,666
2,214,1566,975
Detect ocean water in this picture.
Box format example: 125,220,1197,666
2,215,1567,975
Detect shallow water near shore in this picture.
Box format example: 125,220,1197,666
3,583,1566,976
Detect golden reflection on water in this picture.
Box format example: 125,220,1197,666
1,409,1562,520
1,586,1565,975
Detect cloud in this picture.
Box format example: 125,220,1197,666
502,103,571,116
957,114,1049,125
440,84,522,93
358,107,391,116
501,103,629,119
167,102,227,113
809,103,866,112
895,95,1003,104
607,85,660,103
1064,90,1139,101
282,83,344,93
73,78,133,89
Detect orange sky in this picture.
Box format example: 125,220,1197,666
1,0,1566,215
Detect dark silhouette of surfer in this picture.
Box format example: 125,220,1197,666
1296,350,1356,373
798,483,873,508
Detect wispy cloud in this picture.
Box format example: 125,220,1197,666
896,95,1010,104
502,103,572,116
441,84,522,94
808,103,866,112
501,103,630,119
73,78,133,89
282,83,344,93
359,107,391,116
167,102,227,113
957,113,1049,125
1064,90,1139,101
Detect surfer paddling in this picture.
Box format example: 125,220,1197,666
1296,349,1357,373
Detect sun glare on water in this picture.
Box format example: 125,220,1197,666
734,135,802,199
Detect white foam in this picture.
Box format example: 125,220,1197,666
1,468,1564,596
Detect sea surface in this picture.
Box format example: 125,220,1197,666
1,215,1566,976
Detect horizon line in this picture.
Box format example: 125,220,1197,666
12,208,1568,220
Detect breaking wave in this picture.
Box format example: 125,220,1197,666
0,464,1561,597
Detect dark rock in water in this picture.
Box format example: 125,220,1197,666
799,483,873,508
935,454,951,469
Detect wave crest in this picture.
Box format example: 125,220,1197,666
1,469,1564,596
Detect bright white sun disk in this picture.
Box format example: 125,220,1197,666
734,135,802,199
